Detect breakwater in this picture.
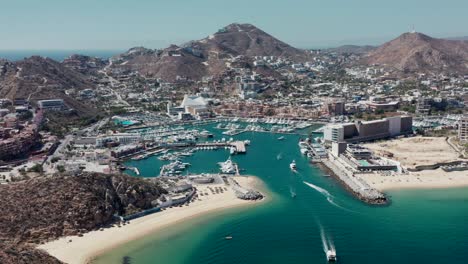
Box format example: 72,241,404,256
320,157,387,205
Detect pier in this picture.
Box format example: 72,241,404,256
231,141,246,153
320,152,387,205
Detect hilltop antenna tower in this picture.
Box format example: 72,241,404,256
410,25,416,33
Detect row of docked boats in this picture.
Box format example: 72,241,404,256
218,157,237,174
160,160,191,176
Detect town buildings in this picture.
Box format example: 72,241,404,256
324,116,413,143
37,99,65,111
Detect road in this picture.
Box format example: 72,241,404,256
99,60,130,106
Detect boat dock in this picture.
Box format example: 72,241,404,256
231,141,246,153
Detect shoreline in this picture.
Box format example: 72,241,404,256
359,169,468,192
316,161,387,205
38,175,269,264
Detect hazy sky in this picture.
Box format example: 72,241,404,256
1,0,467,50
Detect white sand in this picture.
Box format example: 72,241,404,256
38,176,266,264
359,169,468,191
364,136,463,169
359,136,468,191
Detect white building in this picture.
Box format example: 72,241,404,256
459,115,468,142
324,124,344,142
387,116,402,136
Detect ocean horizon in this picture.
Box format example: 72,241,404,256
0,50,124,62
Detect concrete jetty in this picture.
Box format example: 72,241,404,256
231,141,246,153
320,153,387,205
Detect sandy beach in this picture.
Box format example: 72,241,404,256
364,136,463,169
38,176,267,264
358,136,468,191
359,169,468,191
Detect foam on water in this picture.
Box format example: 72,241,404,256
304,181,356,213
317,220,335,254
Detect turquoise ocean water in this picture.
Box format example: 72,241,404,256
93,124,468,264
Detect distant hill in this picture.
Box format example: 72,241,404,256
109,23,309,81
110,45,208,81
326,45,376,54
185,23,307,59
445,36,468,41
62,54,107,75
0,56,97,115
362,32,468,74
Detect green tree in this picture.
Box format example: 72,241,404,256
28,164,44,173
57,165,66,173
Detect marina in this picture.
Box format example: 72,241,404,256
4,5,468,264
93,123,468,264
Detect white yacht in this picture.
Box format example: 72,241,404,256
229,147,237,155
219,157,236,174
290,160,297,170
326,250,337,261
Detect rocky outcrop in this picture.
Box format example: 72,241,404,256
0,243,62,264
0,172,166,245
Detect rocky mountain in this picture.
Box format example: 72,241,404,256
0,172,166,263
110,45,208,81
0,56,97,115
110,23,309,81
0,243,62,264
362,32,468,74
0,172,166,245
326,45,376,54
62,54,107,75
445,36,468,41
185,23,307,59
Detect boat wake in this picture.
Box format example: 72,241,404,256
303,181,356,213
319,223,335,255
289,185,296,198
276,153,282,160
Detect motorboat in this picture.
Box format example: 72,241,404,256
326,250,337,261
229,147,237,155
290,160,297,170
